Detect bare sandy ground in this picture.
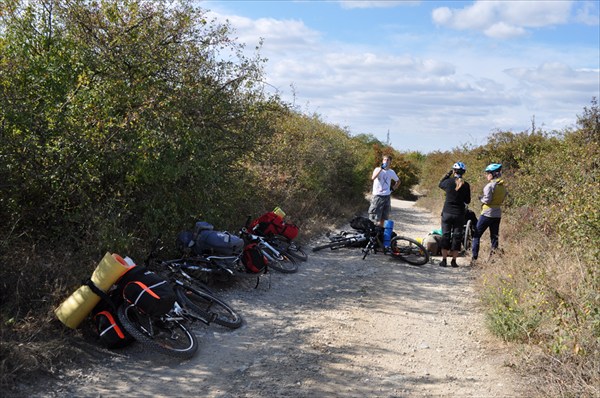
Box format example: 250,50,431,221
16,199,528,397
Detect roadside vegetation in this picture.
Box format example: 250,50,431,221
1,1,597,396
417,100,599,397
0,0,419,390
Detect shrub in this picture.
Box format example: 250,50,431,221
419,98,599,396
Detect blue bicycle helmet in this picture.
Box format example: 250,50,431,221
484,163,502,172
453,162,466,174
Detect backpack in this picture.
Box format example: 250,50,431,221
90,288,134,349
250,212,299,240
423,234,442,256
117,266,176,316
241,243,268,273
350,216,375,232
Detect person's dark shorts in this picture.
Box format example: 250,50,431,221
441,212,464,251
368,195,391,223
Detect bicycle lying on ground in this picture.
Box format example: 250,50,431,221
170,220,299,277
240,217,299,273
312,219,429,266
246,210,309,263
116,299,200,359
145,237,243,329
261,235,308,263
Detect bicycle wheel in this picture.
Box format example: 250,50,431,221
389,236,429,266
312,235,368,252
463,219,473,255
117,304,198,359
285,242,308,261
174,285,243,329
266,252,299,273
270,237,309,262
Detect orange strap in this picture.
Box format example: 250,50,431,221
96,310,126,339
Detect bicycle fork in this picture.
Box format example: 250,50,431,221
258,240,284,262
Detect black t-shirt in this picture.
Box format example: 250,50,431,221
439,176,471,216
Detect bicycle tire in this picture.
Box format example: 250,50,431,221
270,237,309,262
463,219,473,255
389,236,429,265
117,304,198,359
285,242,308,262
312,235,368,252
174,285,243,329
266,252,299,273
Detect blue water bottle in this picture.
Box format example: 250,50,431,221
383,219,394,248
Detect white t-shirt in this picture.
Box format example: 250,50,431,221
372,169,399,196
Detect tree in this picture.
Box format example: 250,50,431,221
0,0,273,251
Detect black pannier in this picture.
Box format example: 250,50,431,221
91,290,134,349
117,266,176,316
350,216,375,232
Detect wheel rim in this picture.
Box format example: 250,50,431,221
120,305,197,355
390,237,428,265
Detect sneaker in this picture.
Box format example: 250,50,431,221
451,259,458,268
439,259,447,267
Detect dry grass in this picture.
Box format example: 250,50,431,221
475,214,600,397
417,186,599,397
0,244,116,390
0,198,369,392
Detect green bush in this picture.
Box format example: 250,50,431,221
418,98,599,395
0,1,424,388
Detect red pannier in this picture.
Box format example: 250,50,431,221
249,212,299,240
241,243,268,273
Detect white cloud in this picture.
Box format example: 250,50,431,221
432,0,574,38
504,62,600,104
574,1,600,25
213,14,322,53
432,7,452,25
207,6,598,152
484,22,527,39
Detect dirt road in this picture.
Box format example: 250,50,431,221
19,199,527,397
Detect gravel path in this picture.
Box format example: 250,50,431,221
17,199,527,397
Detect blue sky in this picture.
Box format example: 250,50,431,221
201,0,600,153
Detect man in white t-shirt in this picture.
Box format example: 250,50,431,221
368,155,400,226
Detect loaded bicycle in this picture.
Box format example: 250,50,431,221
172,218,298,277
312,216,429,266
246,210,309,263
116,299,200,359
145,236,243,329
240,217,299,274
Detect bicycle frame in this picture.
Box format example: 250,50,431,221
240,227,285,262
361,229,384,260
164,258,236,278
159,265,217,325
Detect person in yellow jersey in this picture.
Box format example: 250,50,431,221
471,163,507,263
